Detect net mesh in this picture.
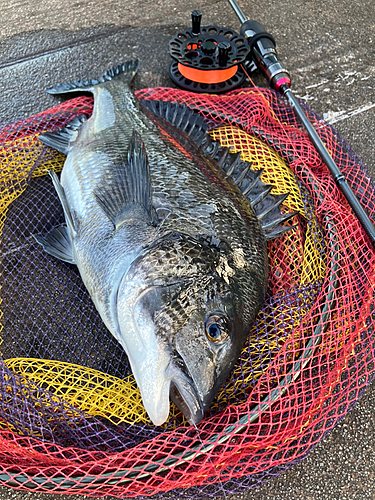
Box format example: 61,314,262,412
0,87,373,497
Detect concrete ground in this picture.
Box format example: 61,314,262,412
0,0,374,498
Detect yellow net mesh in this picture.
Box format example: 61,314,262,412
0,122,325,427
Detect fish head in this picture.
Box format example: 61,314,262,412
117,232,260,426
167,276,247,425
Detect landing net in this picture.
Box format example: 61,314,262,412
0,87,373,497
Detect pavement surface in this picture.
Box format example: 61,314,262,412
0,0,374,499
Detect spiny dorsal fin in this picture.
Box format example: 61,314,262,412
140,99,235,165
141,99,295,240
234,166,296,240
199,138,297,239
202,141,296,240
140,99,208,146
94,129,154,229
39,114,87,155
45,60,140,94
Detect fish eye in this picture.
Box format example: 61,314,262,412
205,313,231,344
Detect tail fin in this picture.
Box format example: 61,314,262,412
46,60,140,95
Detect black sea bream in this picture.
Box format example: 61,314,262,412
36,61,292,426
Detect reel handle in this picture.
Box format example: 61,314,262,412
191,10,202,35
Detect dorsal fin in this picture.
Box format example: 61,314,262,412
199,133,296,240
230,165,296,240
140,99,295,240
140,99,208,146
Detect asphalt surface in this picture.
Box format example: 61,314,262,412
0,0,374,499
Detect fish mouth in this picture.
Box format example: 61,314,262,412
115,276,205,426
168,363,204,425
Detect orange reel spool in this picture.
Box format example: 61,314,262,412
177,63,238,84
169,10,250,93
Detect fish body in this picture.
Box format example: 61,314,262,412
36,61,291,426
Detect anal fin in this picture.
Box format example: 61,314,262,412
34,226,75,264
39,115,87,155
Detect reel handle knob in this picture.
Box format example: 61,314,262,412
218,41,231,67
191,10,202,35
201,40,217,55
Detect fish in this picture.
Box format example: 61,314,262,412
35,60,293,426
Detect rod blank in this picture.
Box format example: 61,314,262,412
228,0,375,246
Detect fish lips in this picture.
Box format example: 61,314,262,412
116,280,204,426
167,361,204,425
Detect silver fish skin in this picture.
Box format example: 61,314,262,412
36,61,269,426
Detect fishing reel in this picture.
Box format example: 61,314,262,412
169,10,256,93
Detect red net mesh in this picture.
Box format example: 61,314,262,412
0,87,373,497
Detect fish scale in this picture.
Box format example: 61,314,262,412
35,60,292,426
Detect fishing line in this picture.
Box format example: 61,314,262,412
168,3,375,245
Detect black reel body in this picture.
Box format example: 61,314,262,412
169,11,250,93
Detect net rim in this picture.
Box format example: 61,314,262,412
0,87,373,496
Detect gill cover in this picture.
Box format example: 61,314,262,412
115,231,247,426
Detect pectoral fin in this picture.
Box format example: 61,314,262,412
94,129,155,229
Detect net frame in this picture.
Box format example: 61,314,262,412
0,87,372,497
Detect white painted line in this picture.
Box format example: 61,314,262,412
323,103,375,124
305,79,330,89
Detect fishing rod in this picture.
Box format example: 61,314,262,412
228,0,375,247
